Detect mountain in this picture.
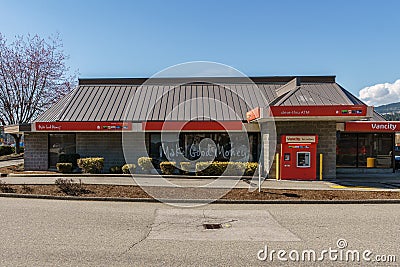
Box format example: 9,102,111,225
375,102,400,114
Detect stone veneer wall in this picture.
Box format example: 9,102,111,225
24,132,48,170
268,121,337,179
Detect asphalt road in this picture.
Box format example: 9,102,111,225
0,198,399,266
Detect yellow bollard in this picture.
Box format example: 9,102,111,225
319,154,323,180
276,153,280,180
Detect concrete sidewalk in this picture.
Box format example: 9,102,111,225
0,159,24,168
1,174,400,191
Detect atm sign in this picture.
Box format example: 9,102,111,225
285,135,317,143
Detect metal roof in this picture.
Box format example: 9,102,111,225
36,76,371,122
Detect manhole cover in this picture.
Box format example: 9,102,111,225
203,223,222,230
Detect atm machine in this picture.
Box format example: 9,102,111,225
280,135,318,180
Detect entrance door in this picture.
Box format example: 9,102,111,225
48,134,76,168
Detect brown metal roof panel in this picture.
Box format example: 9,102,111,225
36,88,77,121
81,86,105,121
216,85,226,120
82,86,107,121
202,84,211,120
147,85,162,121
59,86,87,121
94,86,113,121
207,85,217,121
236,84,255,111
248,84,266,109
319,83,351,104
100,86,119,121
164,86,176,120
228,84,245,120
124,85,144,121
188,85,197,120
112,86,131,120
340,86,365,105
63,86,91,121
155,85,170,121
176,84,186,121
131,85,148,121
105,86,125,121
224,85,237,120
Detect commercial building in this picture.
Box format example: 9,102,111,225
6,76,398,179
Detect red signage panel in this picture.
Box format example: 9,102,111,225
246,107,260,122
35,122,132,131
270,105,368,117
142,121,243,131
345,121,400,132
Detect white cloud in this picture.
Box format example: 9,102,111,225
359,79,400,106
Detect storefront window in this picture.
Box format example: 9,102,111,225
49,134,76,168
337,132,393,168
336,133,357,167
148,132,260,167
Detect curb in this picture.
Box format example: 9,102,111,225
8,173,253,180
1,193,400,204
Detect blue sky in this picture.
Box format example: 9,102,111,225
1,0,400,105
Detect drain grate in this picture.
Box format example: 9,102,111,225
203,223,222,230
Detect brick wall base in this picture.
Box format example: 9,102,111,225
24,133,48,170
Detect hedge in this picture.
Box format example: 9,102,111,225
160,161,176,175
77,157,104,174
0,146,14,156
56,163,73,173
137,157,153,172
122,163,136,174
195,161,246,176
58,153,80,168
180,161,196,174
109,165,123,174
245,162,259,176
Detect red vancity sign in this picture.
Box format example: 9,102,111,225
345,121,400,132
35,122,132,131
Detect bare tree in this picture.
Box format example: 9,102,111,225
0,33,75,153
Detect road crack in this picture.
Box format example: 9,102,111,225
119,209,156,256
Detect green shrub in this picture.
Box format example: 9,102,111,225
56,163,73,173
245,162,259,176
0,146,14,156
137,157,153,172
109,165,123,174
122,163,136,174
55,178,89,196
195,161,246,176
160,161,177,175
180,161,196,174
77,157,104,174
224,162,246,176
195,161,222,176
58,153,80,168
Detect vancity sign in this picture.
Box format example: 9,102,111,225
345,121,400,132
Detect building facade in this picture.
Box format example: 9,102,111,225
10,76,397,179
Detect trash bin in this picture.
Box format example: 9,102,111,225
367,157,376,168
